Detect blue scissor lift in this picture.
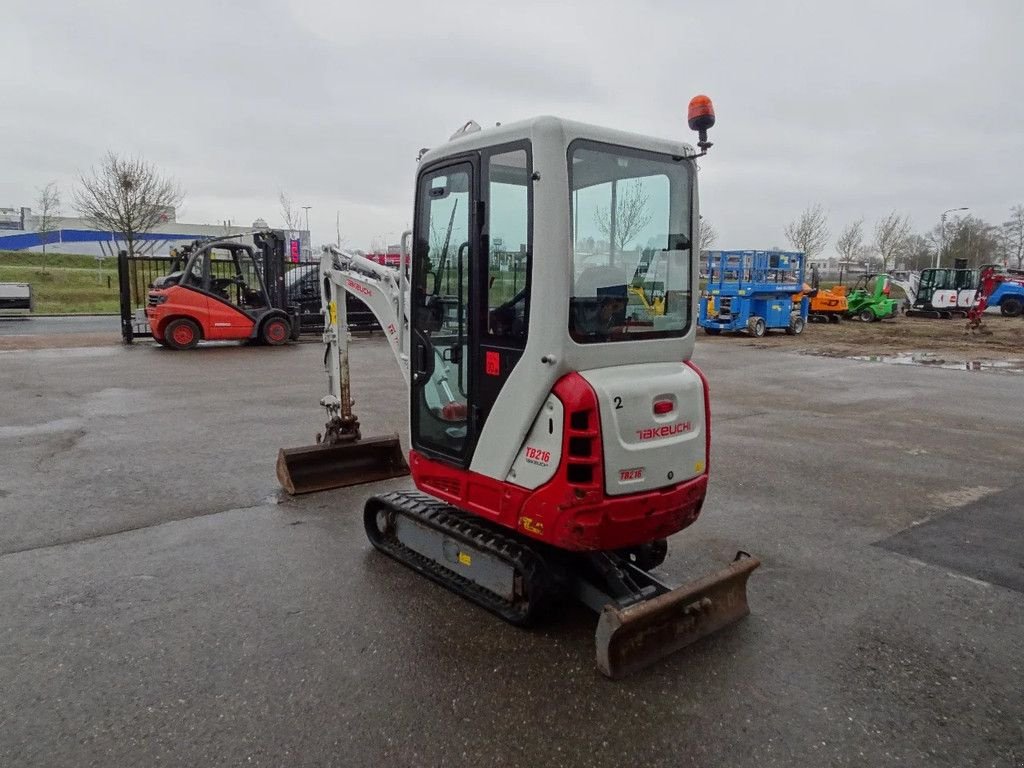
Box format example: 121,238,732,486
699,250,809,337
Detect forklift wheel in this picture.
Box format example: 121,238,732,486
786,315,805,335
164,318,200,350
858,309,875,322
747,317,767,338
261,317,291,346
703,326,721,335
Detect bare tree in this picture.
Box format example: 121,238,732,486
784,203,830,259
1002,204,1024,269
855,244,878,271
74,152,182,256
941,215,999,268
699,216,718,251
280,191,302,231
873,211,912,271
35,182,61,272
594,178,653,262
835,218,863,268
903,234,934,271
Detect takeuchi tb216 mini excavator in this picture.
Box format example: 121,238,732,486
278,98,760,678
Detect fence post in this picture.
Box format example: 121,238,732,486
117,250,134,345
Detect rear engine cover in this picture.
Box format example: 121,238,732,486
581,363,706,496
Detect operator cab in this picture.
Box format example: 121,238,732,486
409,115,705,495
175,242,270,310
915,267,977,308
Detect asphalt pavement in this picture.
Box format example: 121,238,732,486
1,338,1022,767
0,314,119,335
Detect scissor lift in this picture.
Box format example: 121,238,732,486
699,250,808,337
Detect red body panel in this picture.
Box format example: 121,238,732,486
205,293,255,340
410,367,712,552
147,285,254,342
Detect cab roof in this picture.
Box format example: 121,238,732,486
417,116,696,168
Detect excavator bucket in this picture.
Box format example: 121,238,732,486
594,554,760,679
276,434,409,495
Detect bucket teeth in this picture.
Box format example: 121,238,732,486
595,554,760,679
277,434,409,495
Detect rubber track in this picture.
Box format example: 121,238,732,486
364,490,556,627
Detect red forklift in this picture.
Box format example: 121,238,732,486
147,230,300,350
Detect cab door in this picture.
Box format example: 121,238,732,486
475,144,532,430
410,161,478,465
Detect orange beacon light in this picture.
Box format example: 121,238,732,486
688,94,715,153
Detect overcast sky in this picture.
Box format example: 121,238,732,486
2,0,1022,252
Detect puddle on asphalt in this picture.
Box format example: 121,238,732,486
0,417,86,438
838,351,1024,373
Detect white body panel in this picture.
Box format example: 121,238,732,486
506,395,564,489
581,363,706,496
0,282,32,316
932,289,977,309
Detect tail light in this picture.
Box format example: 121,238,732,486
553,374,604,492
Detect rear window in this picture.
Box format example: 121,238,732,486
568,140,693,344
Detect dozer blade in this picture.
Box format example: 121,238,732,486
276,434,409,495
594,554,760,679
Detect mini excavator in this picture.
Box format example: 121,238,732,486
278,99,759,678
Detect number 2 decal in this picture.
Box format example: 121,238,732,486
613,396,623,409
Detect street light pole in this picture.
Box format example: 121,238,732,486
935,207,969,269
302,206,312,259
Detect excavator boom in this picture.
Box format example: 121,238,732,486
276,247,410,495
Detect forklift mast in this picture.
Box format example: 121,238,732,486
254,230,289,311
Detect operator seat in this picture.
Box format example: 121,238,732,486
572,264,629,337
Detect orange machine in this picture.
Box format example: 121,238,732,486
796,267,848,323
146,231,298,349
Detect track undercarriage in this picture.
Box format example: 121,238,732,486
364,490,759,678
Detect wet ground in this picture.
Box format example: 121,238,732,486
1,337,1023,767
704,313,1024,366
0,315,119,350
0,314,118,336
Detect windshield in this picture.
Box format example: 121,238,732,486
568,140,693,343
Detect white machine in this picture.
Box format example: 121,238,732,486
279,102,759,679
0,283,33,316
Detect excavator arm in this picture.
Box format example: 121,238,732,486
275,240,413,495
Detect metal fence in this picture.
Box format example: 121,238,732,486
118,252,175,342
284,261,381,333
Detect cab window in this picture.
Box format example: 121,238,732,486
484,146,531,342
568,140,693,343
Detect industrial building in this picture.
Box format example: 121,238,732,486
0,206,309,258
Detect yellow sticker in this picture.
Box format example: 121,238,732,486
457,552,472,566
519,517,544,535
695,460,705,473
328,301,337,326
